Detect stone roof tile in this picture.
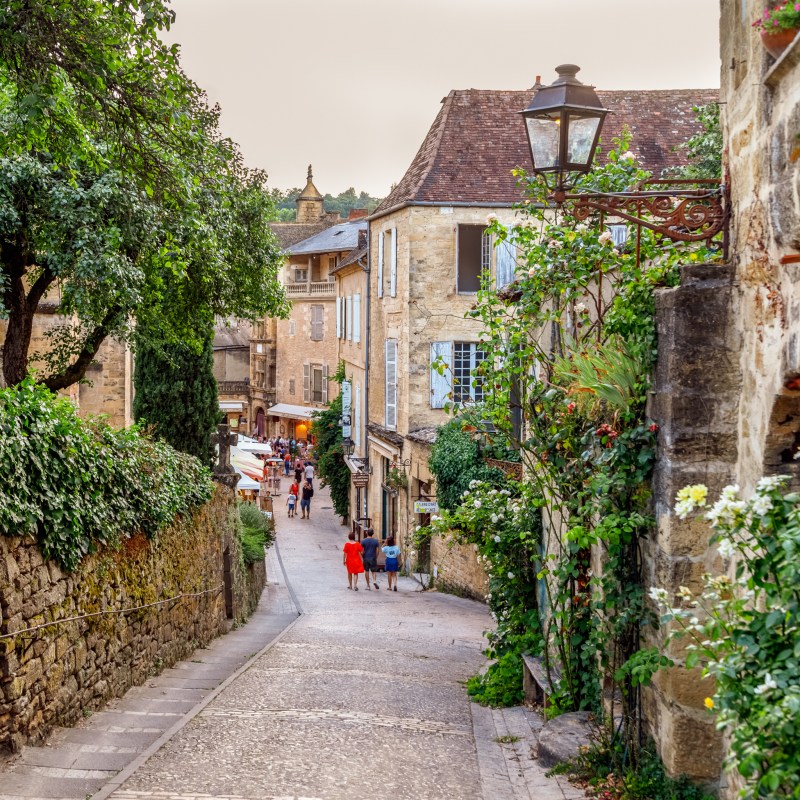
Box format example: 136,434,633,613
373,87,719,218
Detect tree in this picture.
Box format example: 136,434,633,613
0,0,289,390
666,103,722,180
133,335,220,466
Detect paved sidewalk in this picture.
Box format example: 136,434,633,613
1,486,585,800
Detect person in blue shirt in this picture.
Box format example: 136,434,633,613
360,528,380,590
381,536,402,592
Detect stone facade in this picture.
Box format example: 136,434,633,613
0,486,264,752
213,319,253,432
0,310,133,429
642,4,800,788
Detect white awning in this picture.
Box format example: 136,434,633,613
219,402,245,410
267,403,319,422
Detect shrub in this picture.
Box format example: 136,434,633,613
0,377,213,570
238,501,274,565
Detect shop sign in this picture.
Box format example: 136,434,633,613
414,500,439,514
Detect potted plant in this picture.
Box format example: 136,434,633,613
385,467,408,491
753,2,800,58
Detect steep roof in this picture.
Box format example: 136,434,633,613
372,87,719,218
271,221,335,250
286,220,368,256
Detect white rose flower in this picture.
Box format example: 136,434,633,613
716,538,736,559
754,673,778,695
598,230,613,245
575,302,588,315
486,213,498,224
507,571,515,579
648,587,669,605
493,535,501,543
474,500,481,509
751,494,773,516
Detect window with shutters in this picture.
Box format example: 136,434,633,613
306,363,328,403
336,297,341,339
430,341,486,407
346,296,353,341
388,228,397,298
353,294,361,343
609,224,628,247
377,230,384,298
354,384,361,446
457,224,491,293
310,305,324,341
328,255,338,271
385,339,398,430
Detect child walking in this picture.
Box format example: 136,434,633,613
286,490,297,518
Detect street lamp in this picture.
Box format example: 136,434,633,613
520,64,727,254
520,64,608,196
342,438,355,456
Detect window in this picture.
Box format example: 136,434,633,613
289,378,295,396
303,363,328,404
377,227,397,299
430,341,486,407
336,296,341,338
294,268,307,283
354,384,361,446
453,342,486,403
377,231,384,298
385,339,398,430
328,255,338,271
609,224,628,247
289,319,296,336
457,225,491,293
346,295,353,341
310,305,324,341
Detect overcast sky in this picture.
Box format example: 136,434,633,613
165,0,721,197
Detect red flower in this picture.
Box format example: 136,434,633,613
649,422,659,433
567,402,576,414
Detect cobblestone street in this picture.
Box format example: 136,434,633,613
2,486,584,800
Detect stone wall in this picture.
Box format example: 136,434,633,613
644,263,740,784
430,536,488,601
0,485,265,752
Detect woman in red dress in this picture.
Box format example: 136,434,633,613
342,531,365,591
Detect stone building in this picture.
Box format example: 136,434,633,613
363,83,717,592
644,4,800,791
329,229,370,522
269,218,368,441
0,291,134,428
212,318,253,432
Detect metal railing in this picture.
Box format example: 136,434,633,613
284,281,336,297
218,380,250,394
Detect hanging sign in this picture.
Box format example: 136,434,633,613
414,500,439,514
340,380,352,440
352,471,370,488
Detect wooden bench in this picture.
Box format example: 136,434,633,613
522,654,561,708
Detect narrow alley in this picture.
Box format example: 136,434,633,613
1,487,584,800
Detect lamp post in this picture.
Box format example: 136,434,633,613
520,64,608,198
520,65,727,254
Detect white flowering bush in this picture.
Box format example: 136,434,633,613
652,477,800,798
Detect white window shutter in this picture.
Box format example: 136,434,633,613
377,231,384,298
346,295,353,341
353,293,361,343
390,227,397,297
496,226,517,289
336,297,341,338
385,339,397,430
303,363,310,402
430,341,453,408
322,363,329,403
354,384,361,446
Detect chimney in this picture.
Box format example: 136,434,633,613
348,208,368,220
358,229,367,248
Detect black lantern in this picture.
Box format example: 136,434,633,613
521,64,608,193
342,437,355,456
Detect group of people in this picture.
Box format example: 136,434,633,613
342,529,401,592
285,459,315,519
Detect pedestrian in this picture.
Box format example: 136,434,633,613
294,457,304,484
289,479,299,499
304,460,315,487
290,437,296,453
343,531,364,591
286,491,297,518
382,536,401,592
300,480,314,519
284,451,292,476
360,528,380,590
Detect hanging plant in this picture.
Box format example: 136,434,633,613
385,467,408,490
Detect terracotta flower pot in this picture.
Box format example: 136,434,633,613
760,27,800,58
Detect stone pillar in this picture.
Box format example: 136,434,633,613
644,263,741,784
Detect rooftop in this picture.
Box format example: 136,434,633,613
286,219,369,256
372,86,719,219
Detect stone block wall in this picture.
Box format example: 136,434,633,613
430,536,488,601
644,263,741,784
0,485,265,752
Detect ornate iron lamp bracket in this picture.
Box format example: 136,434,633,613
553,180,727,248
